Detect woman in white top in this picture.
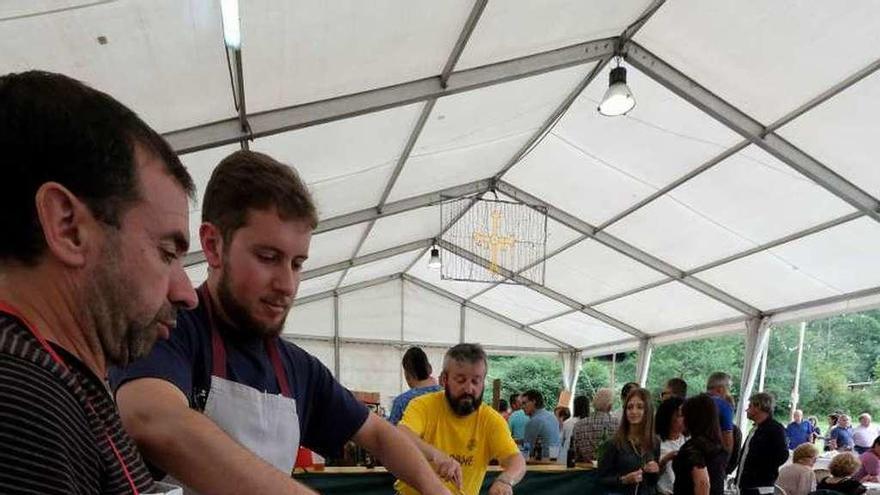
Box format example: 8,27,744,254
655,397,686,495
559,396,589,465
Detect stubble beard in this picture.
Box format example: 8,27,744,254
217,259,288,338
87,231,171,367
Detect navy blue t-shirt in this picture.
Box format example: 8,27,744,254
109,290,369,458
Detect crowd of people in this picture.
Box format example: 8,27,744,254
495,372,879,495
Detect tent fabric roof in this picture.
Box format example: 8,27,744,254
6,1,880,364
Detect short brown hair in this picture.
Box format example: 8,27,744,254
828,452,860,477
202,150,317,243
792,443,818,464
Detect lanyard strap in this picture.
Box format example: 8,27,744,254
198,285,292,398
0,301,140,495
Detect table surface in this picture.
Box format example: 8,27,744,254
295,464,599,495
301,462,592,475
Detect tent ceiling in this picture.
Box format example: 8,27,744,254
9,1,880,355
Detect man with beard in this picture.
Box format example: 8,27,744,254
0,71,197,493
110,150,450,495
395,344,526,495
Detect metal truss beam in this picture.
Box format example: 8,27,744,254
623,41,880,223
228,47,251,150
598,54,880,232
303,238,432,281
496,181,760,316
165,38,616,154
295,273,400,306
436,238,648,339
282,333,557,355
493,58,610,180
465,234,589,303
440,0,489,87
583,211,865,309
183,179,491,268
578,283,880,355
402,274,573,350
318,179,492,236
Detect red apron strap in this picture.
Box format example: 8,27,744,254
197,285,227,379
265,338,292,398
196,285,291,397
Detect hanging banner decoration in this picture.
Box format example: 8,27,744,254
440,196,548,284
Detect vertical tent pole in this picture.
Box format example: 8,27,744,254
610,353,617,392
333,293,340,380
758,345,769,392
399,278,405,394
791,321,807,415
560,351,583,410
635,339,654,387
459,304,466,343
736,317,772,433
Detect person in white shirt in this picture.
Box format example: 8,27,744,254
853,413,880,455
655,397,686,495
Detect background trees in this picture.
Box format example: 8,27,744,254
486,310,880,421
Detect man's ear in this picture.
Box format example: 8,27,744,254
439,372,447,388
34,182,97,268
200,222,225,269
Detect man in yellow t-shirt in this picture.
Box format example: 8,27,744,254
395,344,526,495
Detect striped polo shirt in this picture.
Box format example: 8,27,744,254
0,312,155,494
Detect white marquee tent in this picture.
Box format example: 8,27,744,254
5,1,880,423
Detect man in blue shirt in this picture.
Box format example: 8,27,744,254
706,371,736,453
111,151,450,495
522,390,561,458
389,346,442,425
508,393,529,443
830,414,855,451
786,409,813,449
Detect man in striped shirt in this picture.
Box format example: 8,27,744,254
0,71,198,494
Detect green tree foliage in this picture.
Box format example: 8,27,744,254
646,334,745,401
482,309,880,421
485,355,564,409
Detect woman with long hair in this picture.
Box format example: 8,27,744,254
672,394,727,495
655,397,686,495
597,388,660,495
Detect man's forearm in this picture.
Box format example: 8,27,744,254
118,379,315,495
396,423,446,463
358,416,448,494
498,453,526,485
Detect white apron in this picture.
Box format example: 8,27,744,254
167,286,301,495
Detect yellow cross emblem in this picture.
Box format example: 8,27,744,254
472,210,515,275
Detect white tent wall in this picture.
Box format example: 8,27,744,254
8,1,880,422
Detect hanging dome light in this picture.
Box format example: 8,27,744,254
428,246,442,269
598,65,635,117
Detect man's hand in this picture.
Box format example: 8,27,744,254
431,452,463,489
488,478,514,495
621,469,643,484
661,451,677,464
643,460,660,473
